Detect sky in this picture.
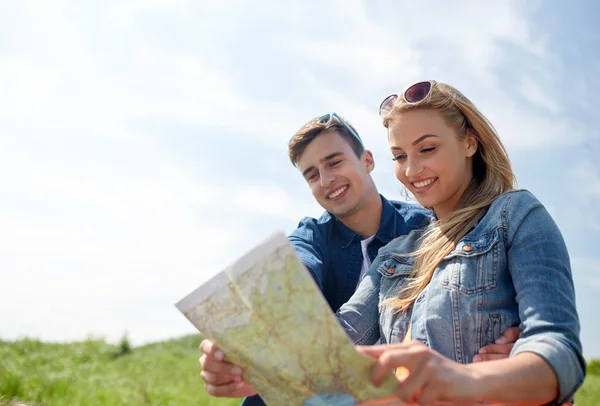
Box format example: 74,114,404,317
1,1,599,358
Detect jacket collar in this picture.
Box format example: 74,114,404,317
336,195,398,248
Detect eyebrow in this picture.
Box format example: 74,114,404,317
301,152,344,177
390,134,439,150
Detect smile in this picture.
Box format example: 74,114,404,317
328,186,348,199
412,178,437,189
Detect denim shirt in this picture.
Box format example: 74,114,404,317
336,190,586,405
241,195,430,406
288,194,430,312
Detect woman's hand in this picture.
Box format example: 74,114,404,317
357,341,481,405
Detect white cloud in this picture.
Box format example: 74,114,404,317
0,129,318,344
572,257,600,290
571,257,600,358
570,160,600,232
519,77,561,114
573,161,600,200
0,0,597,352
265,0,590,151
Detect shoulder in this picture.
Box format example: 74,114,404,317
485,189,543,223
288,211,334,241
473,189,550,239
377,227,424,260
387,199,432,225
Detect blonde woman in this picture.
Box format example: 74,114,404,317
336,80,584,405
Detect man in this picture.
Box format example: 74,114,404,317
199,113,519,405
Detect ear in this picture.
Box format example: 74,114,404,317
362,150,375,173
465,133,478,158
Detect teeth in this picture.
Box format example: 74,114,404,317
329,186,347,199
413,179,435,188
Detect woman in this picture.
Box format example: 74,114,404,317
336,80,585,405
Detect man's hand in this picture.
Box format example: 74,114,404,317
199,339,257,398
473,326,521,362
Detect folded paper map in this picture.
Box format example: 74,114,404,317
176,231,400,406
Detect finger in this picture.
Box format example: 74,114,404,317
201,370,241,385
356,395,404,405
393,360,428,403
199,353,244,376
205,381,256,398
477,343,513,355
357,343,410,359
494,326,521,344
200,339,225,361
205,380,244,397
357,345,390,360
413,381,442,405
473,353,510,362
370,350,405,386
371,344,431,386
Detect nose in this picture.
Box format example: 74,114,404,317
404,156,424,178
320,169,336,187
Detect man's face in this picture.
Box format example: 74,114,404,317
296,130,375,219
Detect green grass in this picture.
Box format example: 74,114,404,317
575,374,600,406
0,334,598,405
0,334,238,406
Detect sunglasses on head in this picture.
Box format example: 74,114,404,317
379,80,437,117
291,112,364,146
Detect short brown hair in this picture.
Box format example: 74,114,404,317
288,115,364,166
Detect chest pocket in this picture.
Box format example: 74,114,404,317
440,230,500,296
377,254,414,298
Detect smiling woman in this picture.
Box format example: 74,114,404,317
335,80,586,405
387,109,478,220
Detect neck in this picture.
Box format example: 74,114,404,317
338,191,383,238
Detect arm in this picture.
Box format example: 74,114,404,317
355,193,585,405
506,195,586,404
466,353,560,403
336,253,384,345
288,218,326,290
356,342,560,405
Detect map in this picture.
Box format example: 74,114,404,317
176,231,401,406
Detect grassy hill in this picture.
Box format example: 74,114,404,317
1,334,598,405
0,334,237,406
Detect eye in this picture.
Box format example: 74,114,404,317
307,172,319,182
421,147,436,154
392,154,407,162
330,160,342,167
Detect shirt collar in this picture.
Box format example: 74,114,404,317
336,194,397,248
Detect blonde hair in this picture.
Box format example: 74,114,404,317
382,81,517,312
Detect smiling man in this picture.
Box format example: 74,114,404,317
285,113,429,313
198,113,520,406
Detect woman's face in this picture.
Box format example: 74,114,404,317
387,108,478,220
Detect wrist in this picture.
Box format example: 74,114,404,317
463,362,495,402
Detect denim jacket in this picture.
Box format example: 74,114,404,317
241,195,430,406
336,190,586,405
288,195,430,312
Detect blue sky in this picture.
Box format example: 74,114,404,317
1,1,599,358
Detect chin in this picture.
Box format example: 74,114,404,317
331,204,358,219
415,197,437,209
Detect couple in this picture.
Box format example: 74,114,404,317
199,81,585,405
